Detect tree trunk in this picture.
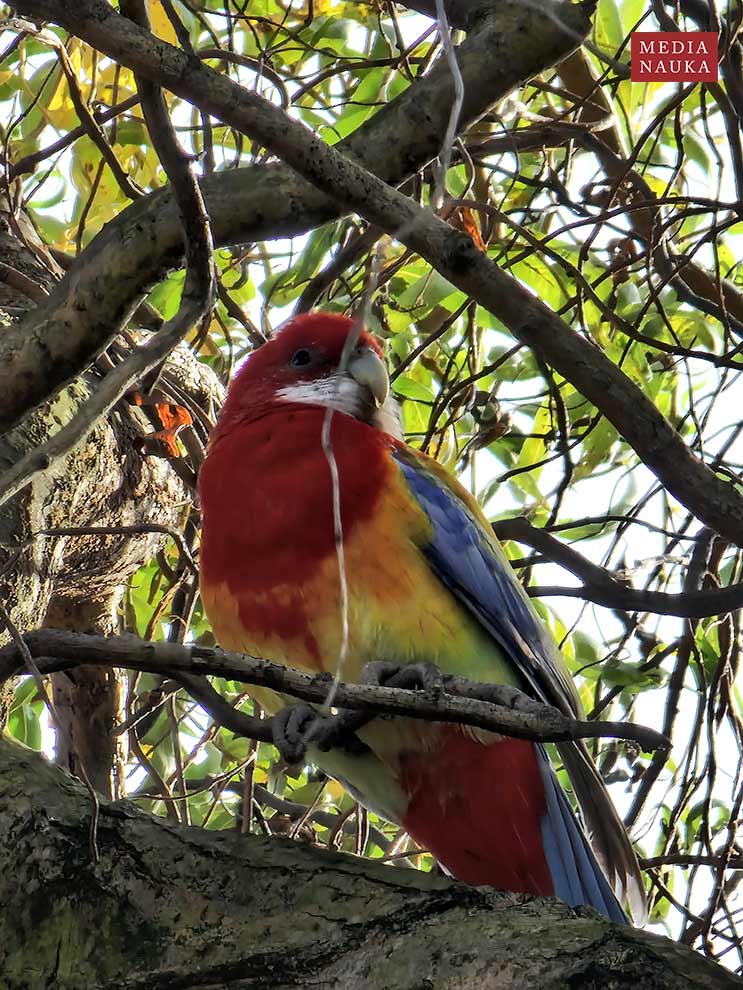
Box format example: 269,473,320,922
0,736,738,990
47,596,126,798
0,200,222,799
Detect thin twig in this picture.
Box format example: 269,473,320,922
495,516,743,618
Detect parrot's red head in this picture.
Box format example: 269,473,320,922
213,312,401,441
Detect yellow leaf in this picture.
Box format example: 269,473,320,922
516,403,552,480
97,63,136,98
313,0,372,13
47,74,67,112
68,41,82,76
149,0,178,45
44,75,78,130
325,778,346,802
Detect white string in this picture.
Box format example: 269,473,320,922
319,2,466,713
320,403,351,712
320,245,385,713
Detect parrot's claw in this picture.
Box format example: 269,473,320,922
271,703,318,765
506,688,544,714
475,683,543,714
361,660,444,696
271,703,369,763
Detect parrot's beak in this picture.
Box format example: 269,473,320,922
348,346,390,408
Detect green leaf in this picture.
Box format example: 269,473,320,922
393,375,434,403
8,684,43,750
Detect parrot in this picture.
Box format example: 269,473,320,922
198,311,646,923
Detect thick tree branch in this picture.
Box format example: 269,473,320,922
2,735,737,989
7,0,743,549
0,630,668,753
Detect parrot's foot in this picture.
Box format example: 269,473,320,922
271,703,321,765
271,703,369,764
360,660,444,696
500,685,544,713
458,681,545,714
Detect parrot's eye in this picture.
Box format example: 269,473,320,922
289,348,314,368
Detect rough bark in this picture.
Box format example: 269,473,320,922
0,352,215,641
0,203,222,796
47,596,126,798
0,205,221,625
0,735,738,990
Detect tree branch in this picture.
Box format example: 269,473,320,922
2,734,737,989
494,517,743,618
8,0,743,549
0,0,577,432
0,630,669,754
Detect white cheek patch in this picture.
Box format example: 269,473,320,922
277,375,360,415
277,375,403,439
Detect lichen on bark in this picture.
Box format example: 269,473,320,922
0,736,740,990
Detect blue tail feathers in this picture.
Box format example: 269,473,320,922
537,745,627,923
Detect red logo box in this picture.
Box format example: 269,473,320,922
631,32,718,82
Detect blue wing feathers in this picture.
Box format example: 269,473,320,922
395,451,575,711
394,448,631,923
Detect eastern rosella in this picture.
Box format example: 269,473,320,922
199,312,645,922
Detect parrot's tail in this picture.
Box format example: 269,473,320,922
398,730,627,923
558,741,647,924
537,745,627,923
